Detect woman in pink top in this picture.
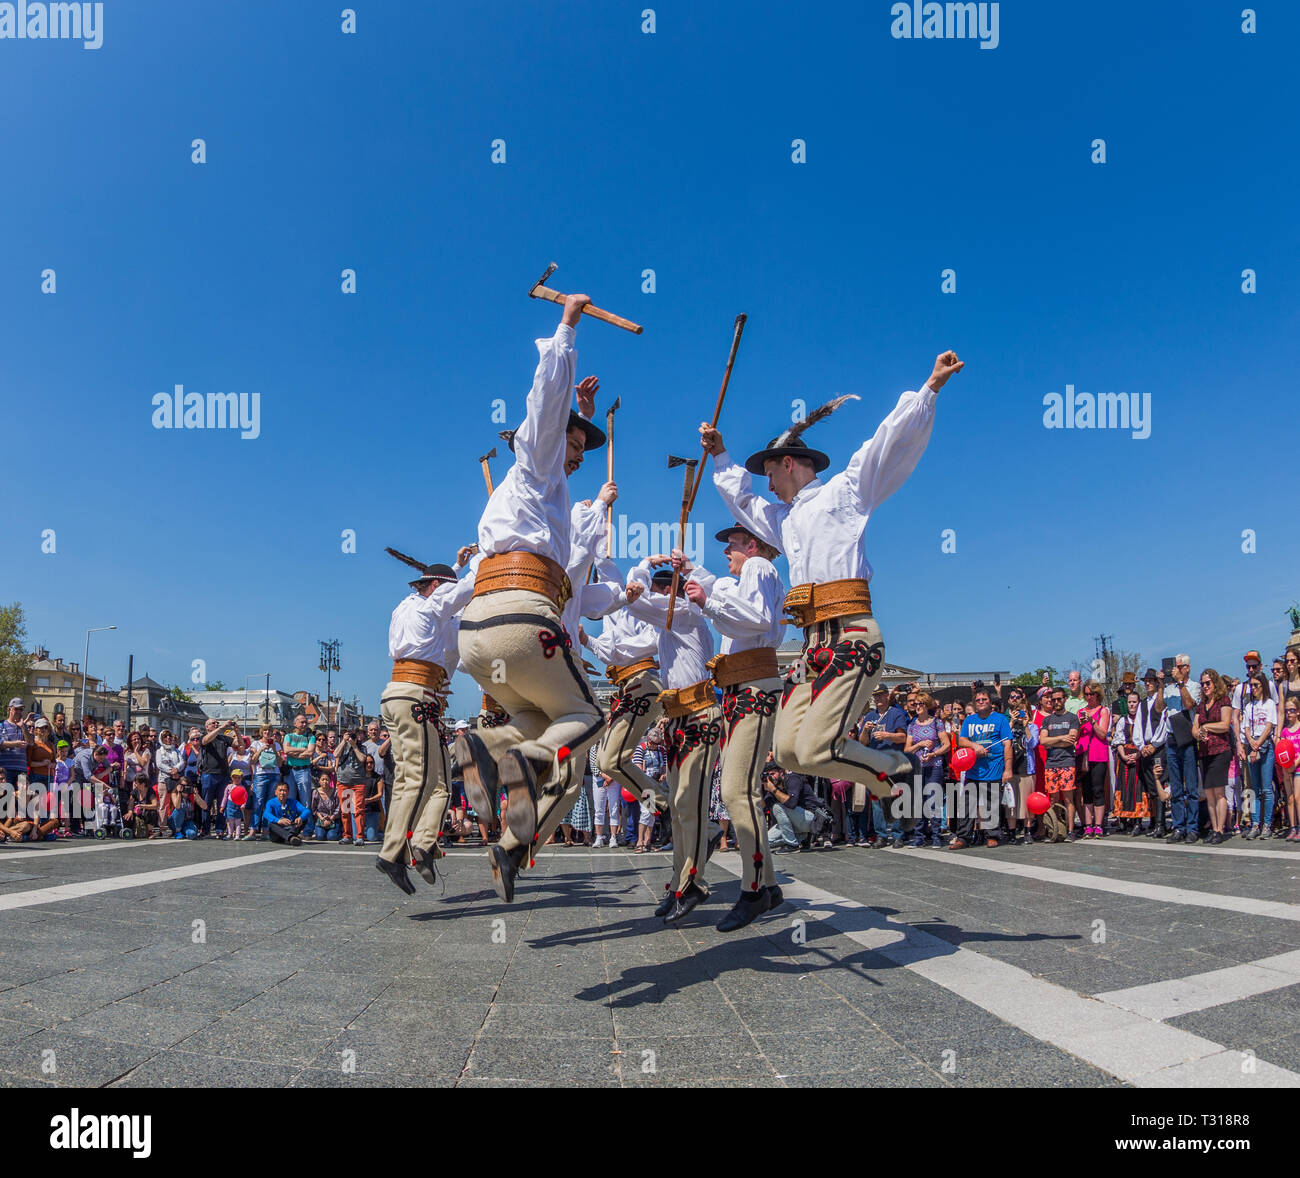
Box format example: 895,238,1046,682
1280,700,1300,841
1077,682,1112,839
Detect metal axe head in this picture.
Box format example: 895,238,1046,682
529,262,558,297
478,447,497,464
667,453,695,470
605,396,621,423
498,429,516,447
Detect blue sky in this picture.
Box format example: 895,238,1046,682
5,0,1297,715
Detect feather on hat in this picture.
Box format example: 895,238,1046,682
743,394,860,475
385,547,458,588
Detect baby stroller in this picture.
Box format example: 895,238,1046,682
94,789,127,839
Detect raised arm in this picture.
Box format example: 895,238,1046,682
700,424,784,550
842,351,961,514
511,296,588,486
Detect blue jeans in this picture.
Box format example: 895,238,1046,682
251,774,276,831
770,803,812,848
1166,738,1200,836
200,773,226,834
1245,742,1276,828
285,767,314,835
847,806,872,842
314,820,341,841
168,808,195,837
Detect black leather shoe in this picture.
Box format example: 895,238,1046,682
410,844,440,886
663,882,707,925
488,844,521,903
763,884,785,912
374,855,417,896
705,828,725,863
455,731,499,822
653,890,675,918
716,889,769,932
496,750,539,850
1166,830,1185,843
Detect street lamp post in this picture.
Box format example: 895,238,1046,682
81,626,117,723
318,639,341,732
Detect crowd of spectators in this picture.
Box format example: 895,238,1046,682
0,704,396,846
4,646,1298,856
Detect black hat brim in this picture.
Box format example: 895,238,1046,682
712,524,778,556
744,446,829,475
410,563,458,588
649,572,686,597
503,412,606,454
570,411,605,451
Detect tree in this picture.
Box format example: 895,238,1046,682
1012,665,1059,688
204,680,227,691
0,603,28,708
167,684,195,704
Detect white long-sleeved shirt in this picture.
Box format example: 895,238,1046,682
477,325,578,569
560,497,607,639
710,385,937,586
388,556,481,667
688,557,786,655
580,558,657,667
1129,696,1170,748
625,561,714,689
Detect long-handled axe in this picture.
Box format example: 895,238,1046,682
478,446,497,497
688,314,746,516
529,263,644,335
604,396,620,557
663,315,747,623
664,454,697,626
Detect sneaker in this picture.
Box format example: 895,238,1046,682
591,836,606,848
985,837,999,849
931,836,943,848
1208,831,1224,845
1065,831,1078,842
1166,830,1185,843
947,838,967,850
1246,825,1261,841
910,836,926,848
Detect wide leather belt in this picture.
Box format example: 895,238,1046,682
783,578,873,628
659,678,715,719
708,647,779,688
392,658,446,691
472,551,572,610
607,657,658,687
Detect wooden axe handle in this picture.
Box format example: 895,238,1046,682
530,285,644,335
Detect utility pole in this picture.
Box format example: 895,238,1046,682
318,639,341,731
1093,633,1114,685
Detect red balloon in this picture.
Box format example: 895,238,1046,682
230,785,248,807
1026,790,1051,816
620,788,638,806
1277,739,1297,770
950,746,977,773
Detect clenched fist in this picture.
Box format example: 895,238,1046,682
928,350,964,392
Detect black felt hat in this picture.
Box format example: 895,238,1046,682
385,548,459,588
743,395,860,475
499,411,606,454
